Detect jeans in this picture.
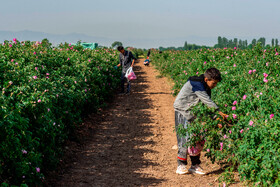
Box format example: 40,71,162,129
121,72,131,93
175,111,201,166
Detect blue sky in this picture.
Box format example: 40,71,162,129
1,0,279,48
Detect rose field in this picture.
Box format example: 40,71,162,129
0,40,120,186
1,39,280,186
151,45,280,186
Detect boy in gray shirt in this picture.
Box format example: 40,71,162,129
174,68,227,175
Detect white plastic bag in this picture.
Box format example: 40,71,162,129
125,67,137,80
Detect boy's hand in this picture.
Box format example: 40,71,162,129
219,111,228,120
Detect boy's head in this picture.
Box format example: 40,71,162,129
117,46,125,54
204,68,222,89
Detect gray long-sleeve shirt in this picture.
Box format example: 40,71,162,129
173,78,219,120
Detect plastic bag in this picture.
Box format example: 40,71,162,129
187,140,205,156
125,67,137,81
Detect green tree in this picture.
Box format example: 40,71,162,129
252,39,257,46
41,38,52,48
228,39,233,48
233,38,238,47
184,41,188,50
257,37,265,47
111,41,123,48
239,39,243,49
276,39,279,46
222,37,228,48
217,36,222,48
272,38,275,47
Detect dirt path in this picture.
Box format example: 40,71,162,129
49,59,241,187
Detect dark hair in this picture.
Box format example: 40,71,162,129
204,68,222,82
117,46,124,51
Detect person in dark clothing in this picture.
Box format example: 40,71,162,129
173,68,228,175
144,49,151,66
115,46,136,95
147,49,151,58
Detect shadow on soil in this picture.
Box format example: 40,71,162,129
47,61,165,186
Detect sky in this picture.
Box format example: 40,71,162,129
0,0,280,48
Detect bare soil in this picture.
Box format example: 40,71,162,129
47,59,242,187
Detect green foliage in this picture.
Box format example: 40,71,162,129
111,41,123,48
129,48,146,59
0,40,120,185
151,45,280,186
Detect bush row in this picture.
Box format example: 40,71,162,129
0,40,120,185
151,45,280,186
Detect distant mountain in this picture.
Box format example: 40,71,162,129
0,30,113,46
0,30,219,48
2,30,274,48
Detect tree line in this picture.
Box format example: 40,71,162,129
214,36,279,49
159,42,210,51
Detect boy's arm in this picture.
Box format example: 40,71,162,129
117,55,122,67
130,51,136,67
195,91,227,119
195,90,219,110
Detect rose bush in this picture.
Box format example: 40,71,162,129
0,40,120,185
151,44,280,186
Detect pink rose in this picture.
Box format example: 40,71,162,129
233,114,237,119
240,129,244,133
243,95,247,100
248,70,253,74
263,73,268,78
207,149,210,152
270,114,274,119
36,167,40,173
220,142,223,151
233,101,237,105
233,64,236,67
263,78,268,83
232,106,236,110
249,121,254,126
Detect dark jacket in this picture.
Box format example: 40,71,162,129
119,50,136,73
